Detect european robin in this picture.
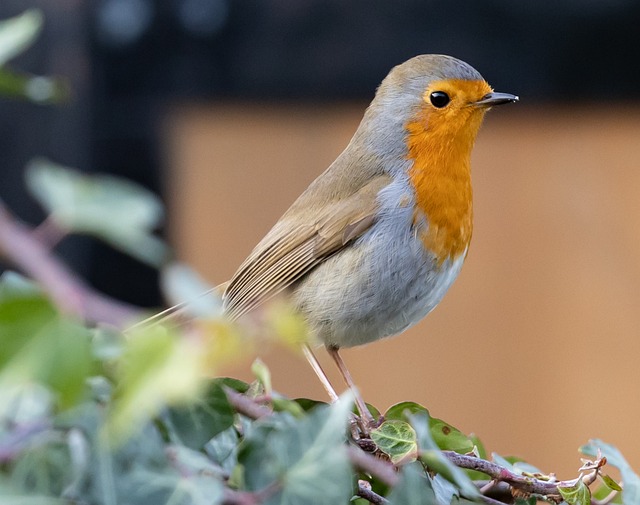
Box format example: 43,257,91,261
174,54,517,427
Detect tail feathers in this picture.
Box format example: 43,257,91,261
125,282,228,333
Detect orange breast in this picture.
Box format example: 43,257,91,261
406,79,491,265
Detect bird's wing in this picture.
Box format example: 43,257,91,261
222,175,390,320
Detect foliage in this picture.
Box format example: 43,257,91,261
0,9,638,505
0,9,66,104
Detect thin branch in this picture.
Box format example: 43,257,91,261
223,387,273,419
442,451,601,497
0,202,143,327
357,481,389,504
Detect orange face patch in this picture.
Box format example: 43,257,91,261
406,79,493,264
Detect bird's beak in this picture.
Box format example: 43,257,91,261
474,92,519,108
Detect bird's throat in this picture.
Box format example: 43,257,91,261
406,107,483,265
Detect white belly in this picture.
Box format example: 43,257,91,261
292,180,467,348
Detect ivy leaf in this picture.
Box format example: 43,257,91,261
163,380,235,450
205,427,240,475
601,473,623,492
384,401,429,421
0,9,42,66
558,479,591,505
239,394,353,505
581,439,639,505
384,402,474,454
387,462,436,505
107,325,205,441
429,417,474,454
26,159,168,267
0,273,93,410
371,420,418,464
409,412,480,500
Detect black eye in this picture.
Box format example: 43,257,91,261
429,91,450,108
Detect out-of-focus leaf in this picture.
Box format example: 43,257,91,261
239,394,353,505
293,398,326,412
601,473,623,492
263,298,310,348
91,326,125,363
558,479,591,505
160,263,222,318
251,358,272,396
0,274,93,410
205,426,239,475
0,9,42,66
163,380,235,450
271,396,305,418
25,159,168,267
215,377,250,394
0,273,56,369
387,462,436,505
492,453,543,477
581,439,640,505
409,412,480,501
107,325,205,441
371,420,417,464
0,69,67,104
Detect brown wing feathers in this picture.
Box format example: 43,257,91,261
222,175,390,321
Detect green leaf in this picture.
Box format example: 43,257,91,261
271,396,306,418
387,462,437,505
0,9,42,66
429,417,474,454
371,420,418,464
384,401,429,421
581,439,640,505
0,69,67,104
0,274,93,410
107,325,205,441
251,358,272,395
205,426,240,475
558,479,591,505
384,402,473,453
602,473,623,492
239,394,353,505
409,413,480,500
25,159,168,267
163,380,235,450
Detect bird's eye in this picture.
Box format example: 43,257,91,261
429,91,450,108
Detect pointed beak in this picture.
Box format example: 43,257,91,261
474,92,519,108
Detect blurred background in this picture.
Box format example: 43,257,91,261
2,0,640,478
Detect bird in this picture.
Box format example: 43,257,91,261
219,54,518,428
144,54,517,431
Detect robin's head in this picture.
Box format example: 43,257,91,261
359,54,517,162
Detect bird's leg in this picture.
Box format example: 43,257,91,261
303,344,369,439
326,346,376,429
302,344,339,402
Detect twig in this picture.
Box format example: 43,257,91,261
0,202,142,327
223,387,273,419
442,451,601,497
357,481,389,504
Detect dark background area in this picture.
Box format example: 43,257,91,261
1,0,639,307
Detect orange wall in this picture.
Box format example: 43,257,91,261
164,102,640,478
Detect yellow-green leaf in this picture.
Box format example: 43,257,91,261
558,480,591,505
371,420,417,464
